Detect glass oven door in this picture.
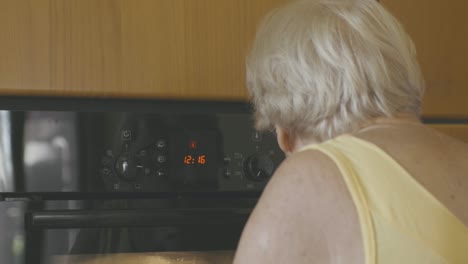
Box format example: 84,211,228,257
21,195,255,264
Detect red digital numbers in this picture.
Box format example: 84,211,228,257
184,155,194,164
198,155,206,164
184,155,206,165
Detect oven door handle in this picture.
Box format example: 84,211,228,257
26,208,252,229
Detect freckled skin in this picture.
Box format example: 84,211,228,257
234,120,468,263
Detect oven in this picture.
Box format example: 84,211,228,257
0,97,284,264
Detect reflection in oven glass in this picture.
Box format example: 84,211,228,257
51,250,234,264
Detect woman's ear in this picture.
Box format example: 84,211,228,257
275,126,295,154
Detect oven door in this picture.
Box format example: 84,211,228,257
21,195,255,264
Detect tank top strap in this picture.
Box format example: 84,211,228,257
300,136,377,264
299,134,468,264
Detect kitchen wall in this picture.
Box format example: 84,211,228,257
380,0,468,142
0,0,467,138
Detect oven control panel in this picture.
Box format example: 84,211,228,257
3,99,285,194
91,113,284,192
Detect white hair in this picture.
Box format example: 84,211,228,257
247,0,425,142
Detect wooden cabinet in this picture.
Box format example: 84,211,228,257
0,0,290,100
380,0,468,118
2,0,467,116
430,125,468,143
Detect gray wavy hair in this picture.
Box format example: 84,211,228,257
247,0,425,142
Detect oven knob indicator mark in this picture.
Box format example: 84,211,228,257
101,167,111,175
115,156,136,181
156,139,167,149
252,131,262,142
223,169,232,179
223,156,231,166
157,168,167,177
157,155,167,164
244,153,274,182
121,130,132,141
136,162,146,179
122,143,130,153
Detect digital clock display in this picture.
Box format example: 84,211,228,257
169,131,217,188
184,155,206,165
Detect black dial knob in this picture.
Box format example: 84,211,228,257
244,153,274,182
115,155,137,181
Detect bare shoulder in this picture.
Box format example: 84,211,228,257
355,124,468,225
234,149,364,264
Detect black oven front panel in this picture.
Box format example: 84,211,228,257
0,98,284,264
88,112,283,193
9,98,285,193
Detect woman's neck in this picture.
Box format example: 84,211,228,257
355,114,422,134
291,113,422,154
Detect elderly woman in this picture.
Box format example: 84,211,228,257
233,0,468,263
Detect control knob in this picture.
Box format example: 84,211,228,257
115,155,137,181
244,153,274,182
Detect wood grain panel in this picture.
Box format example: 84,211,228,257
0,0,51,91
381,0,468,118
49,0,123,96
0,0,290,99
117,0,290,100
119,0,185,98
429,124,468,143
2,0,467,111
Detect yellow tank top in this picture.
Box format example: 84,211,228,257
300,135,468,264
